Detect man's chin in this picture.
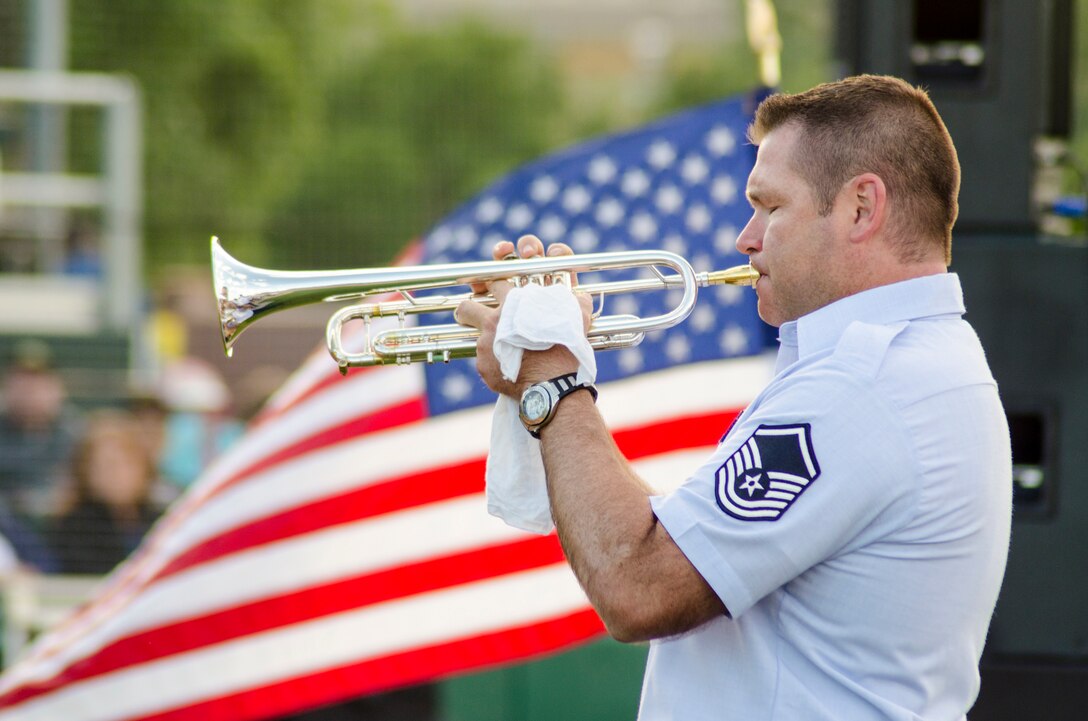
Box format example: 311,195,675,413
756,310,783,328
755,295,784,328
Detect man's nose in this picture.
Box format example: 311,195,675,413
735,215,762,256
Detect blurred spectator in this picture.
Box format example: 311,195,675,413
0,531,17,577
158,357,244,489
0,498,56,573
47,410,164,575
58,218,103,279
127,394,168,464
0,340,83,520
126,393,179,506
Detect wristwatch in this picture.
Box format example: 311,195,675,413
519,372,598,439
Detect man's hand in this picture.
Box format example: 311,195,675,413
455,234,591,399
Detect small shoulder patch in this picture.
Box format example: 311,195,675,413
715,423,820,522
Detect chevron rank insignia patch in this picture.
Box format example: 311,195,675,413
715,423,820,521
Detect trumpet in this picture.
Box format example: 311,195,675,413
211,236,758,371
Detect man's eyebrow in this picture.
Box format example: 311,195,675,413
746,185,783,208
745,187,766,206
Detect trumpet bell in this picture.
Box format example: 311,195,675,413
212,236,405,356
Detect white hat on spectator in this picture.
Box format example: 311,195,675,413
159,357,232,413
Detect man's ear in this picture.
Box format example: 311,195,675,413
845,172,887,244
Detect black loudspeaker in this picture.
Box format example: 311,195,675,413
954,238,1088,719
835,0,1074,234
836,5,1085,715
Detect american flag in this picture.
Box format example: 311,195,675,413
0,89,774,721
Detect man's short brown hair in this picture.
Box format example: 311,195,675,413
748,75,960,264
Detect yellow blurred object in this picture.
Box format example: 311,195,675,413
150,307,188,363
746,0,782,88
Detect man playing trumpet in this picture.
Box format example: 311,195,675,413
456,75,1011,721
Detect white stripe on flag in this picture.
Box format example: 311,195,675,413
598,353,771,426
634,447,718,494
196,364,425,492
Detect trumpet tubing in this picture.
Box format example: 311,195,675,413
210,236,758,371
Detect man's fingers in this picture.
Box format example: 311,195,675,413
470,241,517,294
470,235,576,300
516,235,545,258
545,241,579,287
454,298,492,329
488,278,514,305
574,290,594,332
491,240,516,261
485,236,541,302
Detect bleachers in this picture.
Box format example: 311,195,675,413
0,332,131,408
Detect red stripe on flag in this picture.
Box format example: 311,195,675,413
154,457,486,581
139,609,604,721
212,396,427,498
0,536,571,711
615,409,737,457
257,364,393,424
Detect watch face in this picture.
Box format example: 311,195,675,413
521,387,551,423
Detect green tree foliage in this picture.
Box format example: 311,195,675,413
62,1,563,270
64,0,395,267
264,21,565,269
653,0,832,116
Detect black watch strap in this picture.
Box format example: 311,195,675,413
549,372,598,401
524,373,598,439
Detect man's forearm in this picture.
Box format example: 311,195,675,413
537,392,725,642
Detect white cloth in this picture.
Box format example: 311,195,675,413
485,283,596,534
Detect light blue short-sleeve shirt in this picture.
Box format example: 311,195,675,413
642,274,1012,721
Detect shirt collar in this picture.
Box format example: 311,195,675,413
778,273,965,361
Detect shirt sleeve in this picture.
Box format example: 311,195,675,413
651,361,920,618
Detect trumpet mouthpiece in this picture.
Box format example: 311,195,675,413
704,264,760,287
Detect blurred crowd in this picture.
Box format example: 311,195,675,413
0,339,247,577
